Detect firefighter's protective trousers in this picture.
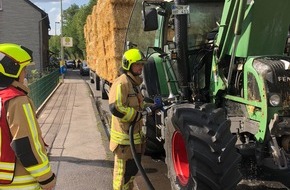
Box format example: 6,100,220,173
0,81,56,189
109,72,145,190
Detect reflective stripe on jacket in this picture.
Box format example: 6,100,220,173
110,128,144,145
0,174,41,189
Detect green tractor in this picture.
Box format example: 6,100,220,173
125,0,290,189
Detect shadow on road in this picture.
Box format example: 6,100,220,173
50,156,114,168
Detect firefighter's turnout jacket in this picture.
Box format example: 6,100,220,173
0,81,56,189
109,72,145,158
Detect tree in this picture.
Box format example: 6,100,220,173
49,0,97,61
49,35,60,57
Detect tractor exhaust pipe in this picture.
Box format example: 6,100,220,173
174,0,190,100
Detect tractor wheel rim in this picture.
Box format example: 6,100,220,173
172,131,189,186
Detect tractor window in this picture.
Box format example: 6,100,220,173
126,1,223,54
247,73,261,101
125,0,157,54
187,3,223,50
165,3,223,50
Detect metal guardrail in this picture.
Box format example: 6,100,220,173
28,69,60,109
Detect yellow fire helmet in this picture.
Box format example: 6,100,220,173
0,43,33,78
122,48,146,71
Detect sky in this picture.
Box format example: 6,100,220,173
30,0,90,35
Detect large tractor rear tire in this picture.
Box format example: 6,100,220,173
164,103,242,190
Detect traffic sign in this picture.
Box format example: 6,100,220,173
62,37,73,47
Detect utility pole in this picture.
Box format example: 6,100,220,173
60,0,64,82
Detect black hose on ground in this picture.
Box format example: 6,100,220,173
129,122,155,190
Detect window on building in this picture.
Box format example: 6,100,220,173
0,0,2,11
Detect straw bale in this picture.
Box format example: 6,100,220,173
110,4,133,28
92,4,98,15
84,0,135,82
96,56,121,83
110,0,135,6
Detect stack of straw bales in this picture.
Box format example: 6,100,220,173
84,0,135,83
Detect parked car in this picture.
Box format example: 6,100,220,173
80,61,90,76
65,60,76,69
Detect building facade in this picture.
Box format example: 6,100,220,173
0,0,50,71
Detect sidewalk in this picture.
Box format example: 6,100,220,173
37,70,113,190
37,70,290,190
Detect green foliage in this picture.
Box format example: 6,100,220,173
49,36,61,56
49,0,97,60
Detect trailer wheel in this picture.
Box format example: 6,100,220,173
90,70,95,83
100,79,108,100
165,103,242,190
95,74,100,91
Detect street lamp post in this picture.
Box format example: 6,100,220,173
60,0,64,82
55,21,60,36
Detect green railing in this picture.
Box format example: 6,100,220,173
28,69,60,109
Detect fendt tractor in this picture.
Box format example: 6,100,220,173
124,0,290,189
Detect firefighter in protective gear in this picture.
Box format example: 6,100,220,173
0,43,56,190
109,48,147,190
